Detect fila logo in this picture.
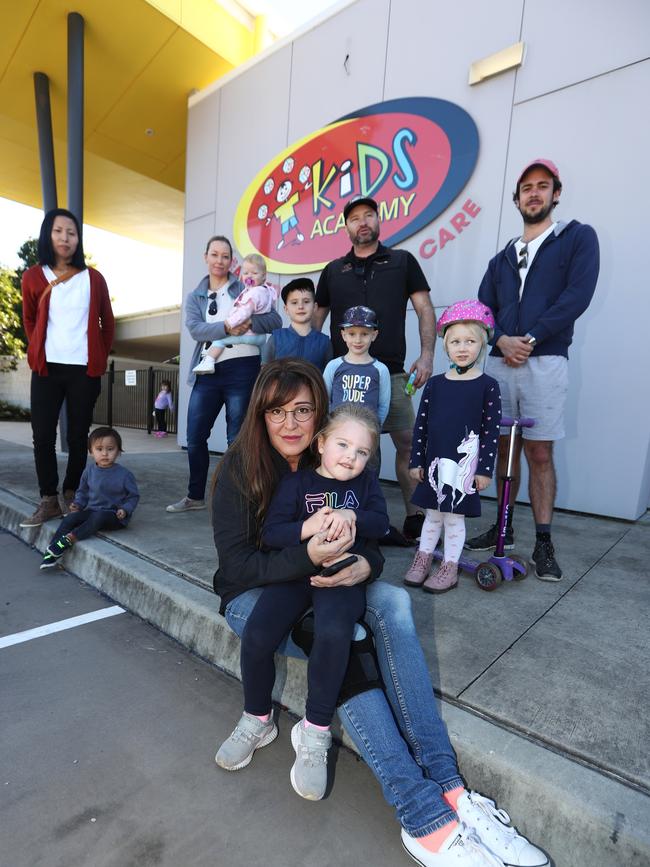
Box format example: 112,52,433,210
305,491,360,513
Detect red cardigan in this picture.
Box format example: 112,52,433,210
22,265,115,377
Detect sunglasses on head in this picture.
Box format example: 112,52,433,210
518,243,528,270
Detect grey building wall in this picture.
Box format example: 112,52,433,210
181,0,650,520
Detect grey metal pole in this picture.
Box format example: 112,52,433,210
33,72,58,212
67,12,84,225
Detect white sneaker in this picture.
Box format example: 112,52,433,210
456,792,549,867
402,823,506,866
192,355,216,374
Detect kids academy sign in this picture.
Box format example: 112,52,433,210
233,97,479,274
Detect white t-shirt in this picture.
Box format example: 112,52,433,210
515,223,556,299
43,266,90,364
206,287,259,363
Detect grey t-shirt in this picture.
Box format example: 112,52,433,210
323,357,391,425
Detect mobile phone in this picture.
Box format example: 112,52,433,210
318,555,358,577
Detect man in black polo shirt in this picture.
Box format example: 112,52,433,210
314,196,436,544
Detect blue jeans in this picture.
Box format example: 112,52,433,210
186,356,260,500
53,509,123,541
225,582,463,835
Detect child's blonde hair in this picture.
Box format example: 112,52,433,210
443,320,488,363
315,404,381,455
242,252,267,280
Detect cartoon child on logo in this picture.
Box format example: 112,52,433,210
273,157,305,250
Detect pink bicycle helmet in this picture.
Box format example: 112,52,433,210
437,299,495,340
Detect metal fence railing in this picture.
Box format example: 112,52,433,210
93,362,179,434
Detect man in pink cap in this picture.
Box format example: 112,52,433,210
466,159,599,581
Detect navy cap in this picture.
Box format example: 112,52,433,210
339,306,379,329
343,196,378,222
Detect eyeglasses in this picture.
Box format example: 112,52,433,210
518,243,528,270
208,292,218,316
265,406,315,424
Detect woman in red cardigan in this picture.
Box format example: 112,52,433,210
20,208,115,527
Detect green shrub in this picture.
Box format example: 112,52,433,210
0,400,30,421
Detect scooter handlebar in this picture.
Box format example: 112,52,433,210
501,416,535,428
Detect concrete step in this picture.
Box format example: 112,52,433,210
2,488,648,867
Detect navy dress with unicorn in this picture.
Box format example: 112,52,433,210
410,374,501,518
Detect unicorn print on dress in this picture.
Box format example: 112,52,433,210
428,430,479,510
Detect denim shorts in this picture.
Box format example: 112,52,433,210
382,372,416,433
485,354,569,441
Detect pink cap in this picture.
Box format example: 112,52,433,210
517,158,561,186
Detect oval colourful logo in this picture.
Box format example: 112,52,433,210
233,97,479,274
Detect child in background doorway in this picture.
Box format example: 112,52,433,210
261,277,332,371
404,300,501,593
216,404,388,802
154,379,174,437
40,426,139,569
192,253,276,375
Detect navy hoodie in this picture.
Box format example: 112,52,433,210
479,220,599,358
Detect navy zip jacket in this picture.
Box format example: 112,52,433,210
478,220,599,359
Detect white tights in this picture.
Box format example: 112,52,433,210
419,509,466,564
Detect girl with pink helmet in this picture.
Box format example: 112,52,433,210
404,299,501,593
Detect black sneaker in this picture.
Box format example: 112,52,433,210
380,524,415,547
530,538,563,581
40,536,73,570
402,512,425,542
464,523,514,551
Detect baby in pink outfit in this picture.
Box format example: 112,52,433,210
193,253,277,375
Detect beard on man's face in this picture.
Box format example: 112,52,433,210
349,224,380,246
519,199,555,226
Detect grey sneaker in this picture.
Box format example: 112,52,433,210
215,712,278,771
166,496,206,513
290,719,331,800
19,495,63,527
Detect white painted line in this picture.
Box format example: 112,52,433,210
0,606,125,649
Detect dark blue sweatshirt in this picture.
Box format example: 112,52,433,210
73,463,140,521
478,220,599,358
262,468,389,551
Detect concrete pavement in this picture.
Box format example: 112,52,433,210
1,422,649,866
1,532,402,867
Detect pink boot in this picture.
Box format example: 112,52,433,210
423,560,459,594
404,550,434,587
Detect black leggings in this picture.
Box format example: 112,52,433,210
53,509,123,542
30,364,101,496
240,580,366,726
154,408,167,433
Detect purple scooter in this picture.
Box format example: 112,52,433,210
430,416,534,591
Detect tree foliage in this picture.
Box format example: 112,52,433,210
0,238,37,368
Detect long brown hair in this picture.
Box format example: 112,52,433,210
211,359,329,525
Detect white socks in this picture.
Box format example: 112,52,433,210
419,509,466,563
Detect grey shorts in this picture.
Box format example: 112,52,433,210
485,354,569,441
382,372,416,433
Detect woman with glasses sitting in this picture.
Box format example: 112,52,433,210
211,359,548,867
166,235,281,513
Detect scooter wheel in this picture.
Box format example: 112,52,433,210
510,554,528,580
476,563,501,591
